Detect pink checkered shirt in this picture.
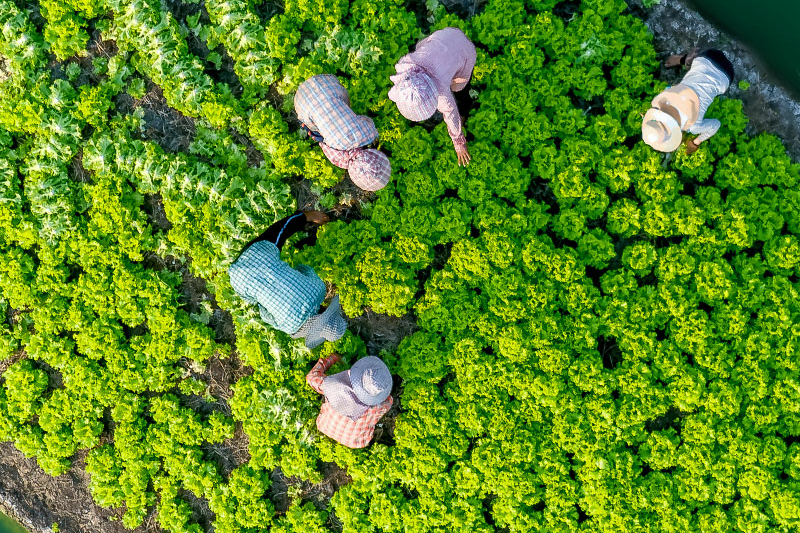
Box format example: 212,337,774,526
295,75,378,151
319,142,357,169
306,354,393,449
392,27,476,148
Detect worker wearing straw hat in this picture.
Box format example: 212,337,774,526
388,27,477,167
228,210,347,349
643,49,734,155
306,353,394,448
295,74,392,191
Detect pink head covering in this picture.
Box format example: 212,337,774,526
320,143,391,191
349,149,391,191
388,67,438,122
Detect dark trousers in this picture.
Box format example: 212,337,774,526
244,212,306,252
300,123,324,143
454,81,475,117
700,49,735,84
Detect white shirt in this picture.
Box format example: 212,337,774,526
680,57,731,143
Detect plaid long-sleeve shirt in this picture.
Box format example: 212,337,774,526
319,142,359,169
295,75,379,154
306,355,393,449
392,27,476,148
228,241,326,335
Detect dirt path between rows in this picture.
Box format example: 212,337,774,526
0,443,143,533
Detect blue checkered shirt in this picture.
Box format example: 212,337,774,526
294,74,378,151
229,241,327,334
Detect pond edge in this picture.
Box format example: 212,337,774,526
629,0,800,162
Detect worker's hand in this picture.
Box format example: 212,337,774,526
453,77,469,85
329,352,342,363
684,137,700,155
303,210,330,225
455,144,471,167
664,54,684,68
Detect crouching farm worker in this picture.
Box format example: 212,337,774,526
228,210,347,349
643,49,734,155
306,353,394,449
388,27,476,167
294,74,392,191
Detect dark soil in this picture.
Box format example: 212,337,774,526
141,194,173,231
177,489,213,532
0,443,160,533
289,175,377,222
163,0,245,96
180,350,253,418
162,0,203,23
202,424,252,481
114,84,196,153
268,462,353,515
0,350,24,376
67,149,92,184
266,468,291,514
229,129,266,168
348,312,418,357
74,33,119,86
208,309,237,349
140,253,211,316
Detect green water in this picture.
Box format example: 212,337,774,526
0,513,28,533
686,0,800,99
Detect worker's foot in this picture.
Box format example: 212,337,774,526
684,137,700,155
664,54,684,68
664,48,699,68
303,210,330,225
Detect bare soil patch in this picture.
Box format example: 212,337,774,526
348,311,418,357
115,84,196,153
268,461,353,516
0,443,161,533
141,194,173,232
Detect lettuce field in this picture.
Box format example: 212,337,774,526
2,0,800,531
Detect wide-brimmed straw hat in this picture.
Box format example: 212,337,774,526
320,356,393,420
642,108,682,152
349,356,392,406
292,294,347,349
